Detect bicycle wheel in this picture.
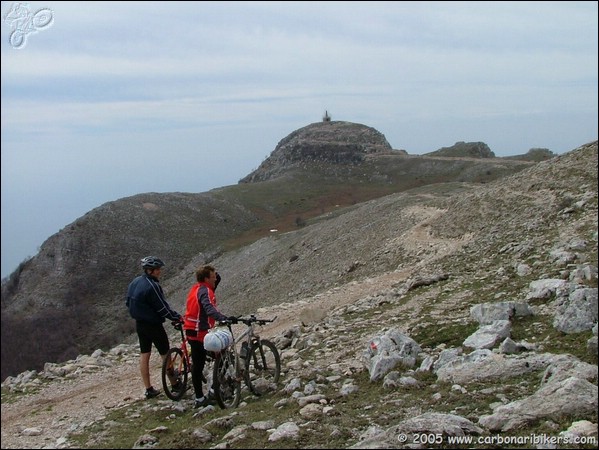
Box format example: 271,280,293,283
244,339,281,395
212,349,241,409
161,348,188,401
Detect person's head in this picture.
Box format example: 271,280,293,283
141,256,165,277
196,264,217,288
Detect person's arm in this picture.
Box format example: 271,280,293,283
146,278,181,321
198,287,227,322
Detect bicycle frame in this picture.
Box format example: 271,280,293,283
176,322,192,373
211,324,242,408
161,321,193,401
235,324,252,352
181,328,192,365
237,316,280,395
231,314,276,354
205,315,281,409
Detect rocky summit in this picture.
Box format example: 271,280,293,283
240,121,394,183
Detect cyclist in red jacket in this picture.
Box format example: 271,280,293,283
183,264,233,408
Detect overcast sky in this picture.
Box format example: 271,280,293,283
1,1,597,278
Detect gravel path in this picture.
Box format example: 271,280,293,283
1,206,466,449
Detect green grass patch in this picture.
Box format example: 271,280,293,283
510,314,598,365
411,321,480,349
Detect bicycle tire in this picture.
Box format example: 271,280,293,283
212,349,241,409
244,339,281,395
161,347,188,401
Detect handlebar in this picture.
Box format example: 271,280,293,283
242,315,277,326
217,315,277,327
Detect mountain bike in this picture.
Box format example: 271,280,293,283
212,315,281,409
161,320,216,400
161,321,192,400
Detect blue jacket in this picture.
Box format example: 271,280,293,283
126,273,181,324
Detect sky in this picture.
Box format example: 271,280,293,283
1,1,597,279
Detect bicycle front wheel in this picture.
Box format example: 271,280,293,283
244,339,281,395
212,349,241,409
161,348,188,401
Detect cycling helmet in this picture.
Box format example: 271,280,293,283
141,256,165,269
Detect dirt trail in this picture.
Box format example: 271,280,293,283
1,267,419,449
1,357,141,448
1,207,463,449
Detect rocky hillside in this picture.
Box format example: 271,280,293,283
0,120,546,381
1,140,596,449
426,142,556,161
503,147,557,162
240,121,394,182
181,139,598,329
0,193,261,379
424,141,496,158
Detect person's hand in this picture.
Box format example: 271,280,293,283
179,316,185,323
228,316,238,324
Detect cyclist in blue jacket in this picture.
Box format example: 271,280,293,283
127,256,182,399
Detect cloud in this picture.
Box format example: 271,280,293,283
1,1,597,278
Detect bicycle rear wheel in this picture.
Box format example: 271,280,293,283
161,348,188,401
212,349,241,409
244,339,280,395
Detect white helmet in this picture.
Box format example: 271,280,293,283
141,256,165,269
204,328,233,352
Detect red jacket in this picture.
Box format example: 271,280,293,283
183,281,227,342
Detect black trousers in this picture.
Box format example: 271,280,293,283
189,339,207,398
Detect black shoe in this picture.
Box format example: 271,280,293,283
145,387,161,399
193,396,215,408
171,381,185,393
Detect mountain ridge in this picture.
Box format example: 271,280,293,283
0,121,571,380
1,139,596,449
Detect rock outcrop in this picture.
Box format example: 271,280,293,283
240,121,393,182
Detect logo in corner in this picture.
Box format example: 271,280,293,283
4,2,54,49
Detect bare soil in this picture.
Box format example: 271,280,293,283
1,206,459,449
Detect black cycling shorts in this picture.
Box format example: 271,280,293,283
136,321,169,355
